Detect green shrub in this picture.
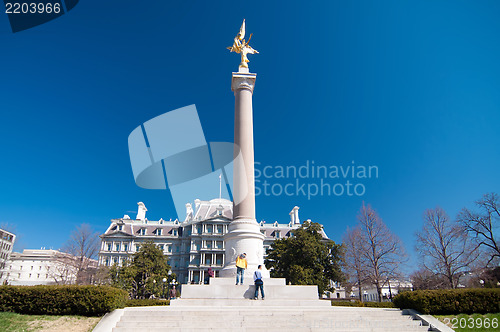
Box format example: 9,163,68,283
393,288,500,315
0,285,128,316
331,300,395,308
125,299,169,307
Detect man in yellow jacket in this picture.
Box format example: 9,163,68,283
235,253,247,285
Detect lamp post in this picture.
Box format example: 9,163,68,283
162,277,167,299
479,279,484,288
387,278,393,301
153,279,156,298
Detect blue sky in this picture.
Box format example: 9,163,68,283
0,1,498,273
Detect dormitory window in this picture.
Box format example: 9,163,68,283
140,229,146,235
156,229,162,236
173,229,178,236
275,231,280,239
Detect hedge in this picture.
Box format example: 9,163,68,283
331,300,395,308
0,285,128,316
125,299,170,307
393,288,500,315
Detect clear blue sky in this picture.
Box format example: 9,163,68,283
0,1,498,273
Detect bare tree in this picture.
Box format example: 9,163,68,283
61,224,100,284
342,226,368,300
356,203,407,302
48,252,78,284
416,207,480,288
457,193,500,266
410,268,448,290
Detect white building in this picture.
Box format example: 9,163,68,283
350,280,413,302
0,228,16,284
3,249,97,286
99,199,329,284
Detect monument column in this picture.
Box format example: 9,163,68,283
221,20,268,279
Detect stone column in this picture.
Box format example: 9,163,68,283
220,70,269,279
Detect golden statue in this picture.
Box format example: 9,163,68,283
227,19,259,69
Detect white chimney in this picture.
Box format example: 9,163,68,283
136,202,147,221
185,203,194,221
289,206,300,224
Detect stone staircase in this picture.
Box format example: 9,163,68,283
110,304,430,332
94,278,433,332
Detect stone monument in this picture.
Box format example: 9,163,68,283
220,20,269,279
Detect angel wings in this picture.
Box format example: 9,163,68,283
227,19,259,69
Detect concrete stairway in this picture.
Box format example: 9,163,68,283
110,303,430,332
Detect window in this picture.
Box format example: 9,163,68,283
118,225,123,231
197,226,202,234
167,245,172,253
107,243,112,251
206,241,212,249
159,244,164,251
207,225,213,233
135,244,140,251
20,266,23,270
39,266,42,270
113,257,118,264
29,273,31,278
216,241,223,249
176,246,180,253
140,228,146,235
37,274,40,278
123,244,128,252
105,258,109,266
217,225,223,234
275,231,281,239
156,228,162,235
173,229,178,236
31,266,33,270
115,243,120,251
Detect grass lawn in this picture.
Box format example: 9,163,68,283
0,312,101,332
435,313,500,332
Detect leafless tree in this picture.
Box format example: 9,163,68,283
48,252,78,284
356,203,407,302
416,207,480,288
410,268,448,290
61,224,100,284
457,193,500,266
342,226,369,300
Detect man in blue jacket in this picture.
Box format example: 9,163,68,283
253,265,265,300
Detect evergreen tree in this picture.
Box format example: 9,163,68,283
110,241,174,299
264,221,344,295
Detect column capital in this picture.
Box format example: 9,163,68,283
231,72,257,93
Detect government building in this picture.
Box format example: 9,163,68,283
99,199,328,284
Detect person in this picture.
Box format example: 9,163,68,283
204,267,214,284
169,286,177,300
235,253,247,285
253,265,264,300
